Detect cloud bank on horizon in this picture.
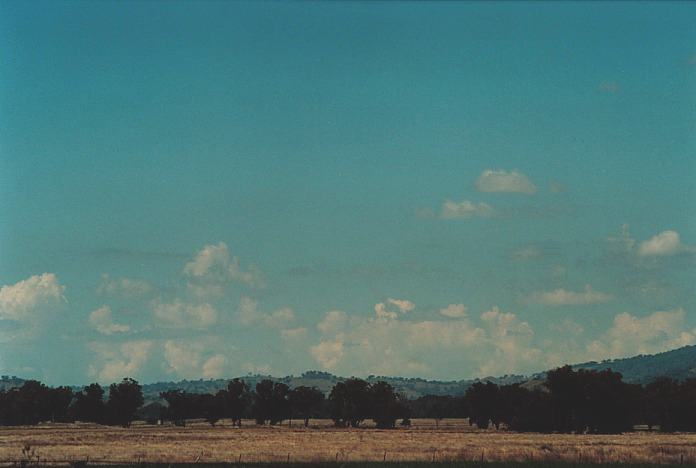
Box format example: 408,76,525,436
0,1,695,384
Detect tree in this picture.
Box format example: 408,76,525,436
329,378,371,427
47,386,74,422
289,386,324,427
160,390,192,426
107,378,143,427
72,383,105,424
369,381,406,429
464,381,499,429
252,380,290,425
224,378,251,427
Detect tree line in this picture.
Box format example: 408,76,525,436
1,366,696,433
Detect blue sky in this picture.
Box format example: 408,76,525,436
1,1,695,385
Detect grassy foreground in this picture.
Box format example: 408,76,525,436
68,463,691,468
2,420,695,466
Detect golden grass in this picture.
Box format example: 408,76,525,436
0,419,695,465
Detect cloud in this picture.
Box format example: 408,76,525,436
153,300,217,328
638,230,686,257
164,340,203,377
374,298,415,321
475,169,537,194
89,340,152,382
529,285,613,306
97,273,152,298
310,339,344,370
281,327,308,341
264,307,295,328
598,81,620,93
440,303,467,318
309,303,543,379
586,308,696,360
387,298,415,313
202,354,226,378
440,200,493,219
184,242,264,298
0,273,65,321
237,296,296,328
318,310,348,335
89,305,130,335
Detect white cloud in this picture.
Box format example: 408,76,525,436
387,298,415,313
440,303,468,318
97,273,152,298
374,298,415,321
586,308,696,360
237,296,295,329
89,305,130,335
264,307,295,328
638,230,685,257
310,339,344,370
281,327,308,341
440,200,493,219
318,310,348,335
153,300,217,328
89,340,152,383
202,354,226,378
164,340,203,377
529,285,613,306
238,296,259,325
309,303,542,379
0,273,65,321
475,169,537,195
184,242,263,298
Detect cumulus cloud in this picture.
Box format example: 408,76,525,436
89,305,130,335
475,170,537,195
374,298,415,321
440,200,493,219
318,310,348,335
202,354,226,378
529,285,613,306
309,303,542,379
281,327,308,341
153,300,217,328
184,242,263,297
89,340,152,382
237,296,296,329
264,307,295,328
638,230,686,257
310,339,344,370
97,273,152,298
586,308,696,360
0,273,65,321
440,303,468,318
164,340,202,377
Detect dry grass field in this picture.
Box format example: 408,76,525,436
1,419,695,466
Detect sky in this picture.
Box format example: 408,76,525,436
0,1,695,386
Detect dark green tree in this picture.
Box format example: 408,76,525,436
107,378,143,427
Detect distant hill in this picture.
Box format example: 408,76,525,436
571,345,696,384
139,371,526,402
6,345,696,398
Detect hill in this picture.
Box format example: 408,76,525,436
5,345,696,398
139,371,526,401
571,345,696,384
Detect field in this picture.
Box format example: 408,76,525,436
1,419,695,466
